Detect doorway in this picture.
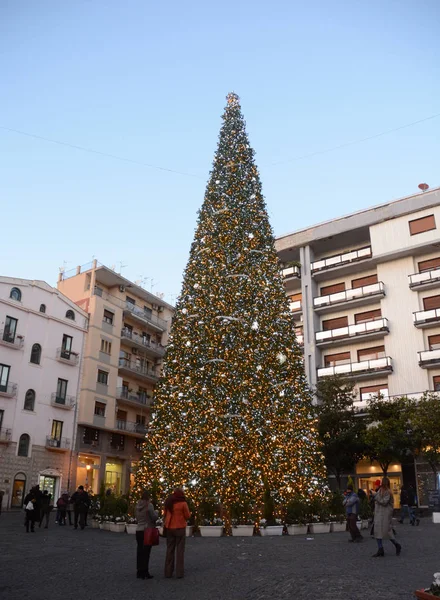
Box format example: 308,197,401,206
39,475,57,499
11,473,26,508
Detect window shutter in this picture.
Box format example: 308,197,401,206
354,309,382,324
418,257,440,273
322,316,348,331
324,351,351,367
409,214,436,235
351,274,378,289
357,346,385,361
423,295,440,311
320,282,346,295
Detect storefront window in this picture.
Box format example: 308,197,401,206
105,460,123,495
76,455,100,494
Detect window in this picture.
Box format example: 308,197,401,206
324,352,351,367
56,378,68,402
138,387,148,403
0,409,3,429
360,384,388,401
103,310,114,325
24,389,35,411
144,306,152,318
110,433,125,450
418,257,440,273
354,309,382,324
100,339,112,355
351,274,378,289
409,214,436,236
61,334,73,359
433,376,440,392
3,316,18,343
97,370,109,385
39,304,46,313
83,427,100,445
18,434,30,457
357,345,385,362
94,402,106,417
65,310,75,320
428,335,440,350
10,287,21,301
423,295,440,311
322,316,348,331
126,296,135,306
136,414,146,426
30,343,42,365
134,439,143,452
320,282,346,296
0,364,11,393
51,420,63,441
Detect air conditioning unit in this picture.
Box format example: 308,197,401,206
158,306,164,313
119,285,125,292
152,303,158,310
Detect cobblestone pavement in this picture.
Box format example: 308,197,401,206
0,513,438,600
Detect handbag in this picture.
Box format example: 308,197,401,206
144,527,159,546
25,501,34,511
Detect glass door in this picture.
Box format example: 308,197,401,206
51,420,63,447
56,378,68,404
0,364,10,393
39,475,56,498
61,334,73,359
3,316,17,343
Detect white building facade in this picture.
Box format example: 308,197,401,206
0,278,87,510
276,186,440,504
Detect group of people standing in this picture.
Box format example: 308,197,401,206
23,484,91,532
135,487,191,580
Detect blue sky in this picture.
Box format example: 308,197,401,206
1,0,439,303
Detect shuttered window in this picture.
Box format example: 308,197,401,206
320,282,346,296
357,345,385,361
418,257,440,273
428,335,440,350
360,384,388,399
409,214,436,235
289,293,302,303
351,274,378,289
324,351,351,367
354,309,382,324
433,376,440,392
423,295,440,311
322,316,348,331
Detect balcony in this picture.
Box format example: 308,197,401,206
418,349,440,369
315,318,389,347
311,246,372,276
120,328,166,358
409,268,440,291
413,308,440,328
0,382,18,398
0,331,24,350
116,387,153,408
314,282,385,314
118,358,159,383
50,393,75,409
116,419,147,436
282,265,301,280
289,300,302,318
0,428,12,444
123,302,168,332
45,436,70,451
318,356,393,380
56,348,79,366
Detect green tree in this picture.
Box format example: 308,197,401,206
315,375,367,489
134,93,327,515
412,392,440,490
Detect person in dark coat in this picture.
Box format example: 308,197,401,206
399,486,410,523
135,491,158,579
39,491,53,528
70,485,90,530
24,486,39,532
343,484,362,543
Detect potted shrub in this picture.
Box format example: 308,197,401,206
230,499,256,536
259,517,284,536
359,496,372,530
414,572,440,598
102,515,111,531
91,515,101,529
199,517,224,537
285,498,309,535
307,497,331,534
110,515,126,532
125,516,137,534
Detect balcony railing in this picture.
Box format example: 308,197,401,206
50,393,75,409
418,349,440,368
316,318,389,345
311,246,372,273
120,328,166,356
314,282,385,310
118,358,159,382
318,356,393,378
116,387,152,407
282,265,301,280
45,436,70,450
0,427,12,443
359,387,389,403
0,382,18,398
123,302,168,331
116,420,148,435
0,331,24,349
289,300,302,314
413,308,440,327
409,268,440,289
56,348,79,365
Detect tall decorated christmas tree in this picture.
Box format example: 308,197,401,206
135,93,326,518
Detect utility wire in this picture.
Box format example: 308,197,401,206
0,125,204,180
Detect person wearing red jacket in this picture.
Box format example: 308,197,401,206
164,488,191,578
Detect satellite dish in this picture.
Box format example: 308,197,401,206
418,183,429,192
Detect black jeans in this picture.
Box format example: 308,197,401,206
136,530,152,576
25,510,36,532
74,507,86,529
347,514,362,540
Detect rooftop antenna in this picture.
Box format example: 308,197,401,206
418,183,429,192
59,260,70,274
150,278,158,292
118,261,127,274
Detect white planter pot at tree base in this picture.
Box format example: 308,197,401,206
110,522,126,533
260,526,284,536
199,526,223,537
308,523,331,534
330,522,346,533
287,524,308,535
362,520,369,530
126,524,137,534
91,520,100,529
186,526,193,537
232,525,254,537
432,512,440,524
103,522,111,531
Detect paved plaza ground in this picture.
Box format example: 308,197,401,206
0,512,439,600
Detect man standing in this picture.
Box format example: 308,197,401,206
343,484,362,542
70,485,90,530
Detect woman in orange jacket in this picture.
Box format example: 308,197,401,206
164,488,191,578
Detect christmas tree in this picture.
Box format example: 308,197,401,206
135,93,326,519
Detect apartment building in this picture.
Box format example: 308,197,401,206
57,260,174,496
0,278,87,510
275,186,440,504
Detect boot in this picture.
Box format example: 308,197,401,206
395,543,401,556
372,548,384,557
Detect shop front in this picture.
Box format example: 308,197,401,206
77,455,101,494
11,472,26,508
356,460,402,508
104,459,123,495
38,468,63,500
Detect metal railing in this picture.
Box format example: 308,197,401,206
282,265,301,279
120,328,165,356
289,300,302,313
314,281,385,309
60,261,101,281
311,246,372,273
56,348,79,365
50,393,75,408
123,302,168,330
418,348,440,366
0,427,12,443
317,356,393,378
413,308,440,326
316,317,389,343
118,358,158,381
0,331,24,349
116,387,152,406
45,436,70,449
409,268,440,288
116,420,147,434
0,382,18,397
